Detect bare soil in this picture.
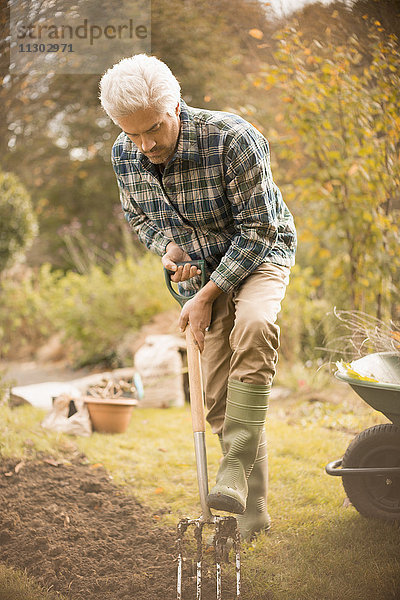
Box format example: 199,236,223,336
0,456,178,600
0,456,237,600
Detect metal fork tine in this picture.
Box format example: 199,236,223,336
215,520,222,600
177,519,187,600
235,525,241,599
176,516,241,600
177,544,183,600
195,521,203,600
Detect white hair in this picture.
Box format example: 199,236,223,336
99,54,181,123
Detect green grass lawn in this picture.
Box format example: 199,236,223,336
0,379,399,600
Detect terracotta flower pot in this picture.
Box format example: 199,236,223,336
84,397,137,434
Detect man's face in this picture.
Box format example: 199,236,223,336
117,103,181,165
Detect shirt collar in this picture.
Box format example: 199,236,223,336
120,99,201,168
174,99,201,164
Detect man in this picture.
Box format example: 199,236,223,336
99,54,296,540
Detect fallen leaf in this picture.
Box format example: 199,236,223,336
158,448,167,453
249,28,263,40
390,331,400,349
43,458,61,467
14,461,24,474
90,463,103,469
348,163,358,176
154,487,164,494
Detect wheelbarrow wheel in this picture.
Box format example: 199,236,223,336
342,423,400,520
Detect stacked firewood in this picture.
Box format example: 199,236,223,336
87,378,137,399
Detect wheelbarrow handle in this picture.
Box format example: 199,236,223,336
164,260,207,307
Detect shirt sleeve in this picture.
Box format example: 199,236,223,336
117,177,171,257
209,132,281,293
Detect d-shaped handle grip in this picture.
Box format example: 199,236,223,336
164,260,207,307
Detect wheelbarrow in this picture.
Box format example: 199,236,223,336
325,352,400,520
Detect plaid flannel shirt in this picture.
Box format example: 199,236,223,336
111,100,296,294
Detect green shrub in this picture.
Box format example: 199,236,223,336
0,254,175,365
279,264,330,363
49,253,175,366
0,264,60,358
0,171,38,273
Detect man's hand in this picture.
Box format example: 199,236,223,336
162,241,201,283
178,280,223,352
179,295,212,352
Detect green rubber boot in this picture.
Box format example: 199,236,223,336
207,379,270,514
237,429,270,540
217,430,270,540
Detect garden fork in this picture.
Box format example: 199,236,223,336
165,261,241,600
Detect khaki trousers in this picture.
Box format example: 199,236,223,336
201,262,290,434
